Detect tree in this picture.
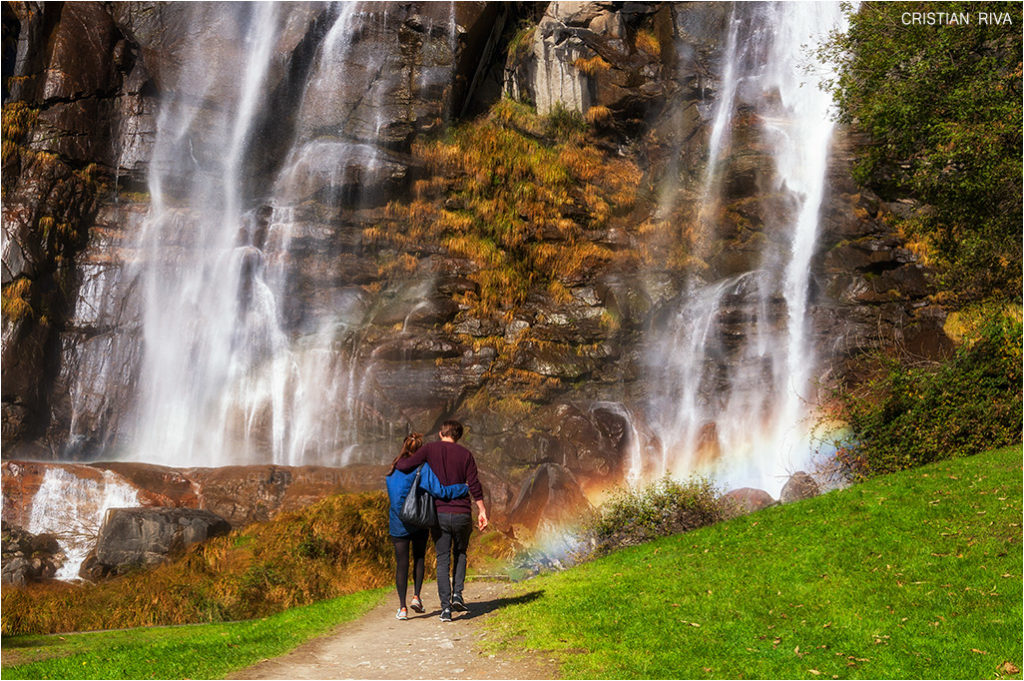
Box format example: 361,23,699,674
822,1,1022,303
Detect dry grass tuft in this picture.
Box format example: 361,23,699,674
1,277,34,323
635,30,661,58
585,105,613,127
574,55,612,76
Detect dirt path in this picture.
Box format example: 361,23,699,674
229,580,556,680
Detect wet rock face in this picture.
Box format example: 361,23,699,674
80,507,231,580
1,1,502,459
2,1,153,454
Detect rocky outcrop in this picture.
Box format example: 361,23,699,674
79,507,230,579
504,1,674,131
1,522,65,585
814,130,954,379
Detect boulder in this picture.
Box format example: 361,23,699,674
721,487,776,518
1,522,65,586
81,507,231,579
779,471,821,504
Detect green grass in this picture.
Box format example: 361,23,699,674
1,588,387,679
485,445,1023,679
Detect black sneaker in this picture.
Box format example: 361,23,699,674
440,607,452,622
450,593,468,612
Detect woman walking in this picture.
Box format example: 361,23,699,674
385,433,469,620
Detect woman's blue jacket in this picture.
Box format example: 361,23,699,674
385,463,469,537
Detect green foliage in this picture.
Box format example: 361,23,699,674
1,589,386,680
821,2,1023,302
485,446,1023,679
507,23,536,63
544,104,588,141
831,310,1022,479
580,476,724,558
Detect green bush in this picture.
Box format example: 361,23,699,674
579,477,724,558
832,311,1022,478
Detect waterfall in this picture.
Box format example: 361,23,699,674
118,3,453,468
130,3,285,468
645,3,848,496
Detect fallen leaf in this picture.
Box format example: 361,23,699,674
809,670,821,675
1000,661,1020,674
971,649,988,655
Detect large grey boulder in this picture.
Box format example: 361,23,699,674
80,507,231,580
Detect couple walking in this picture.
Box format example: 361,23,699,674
385,419,488,622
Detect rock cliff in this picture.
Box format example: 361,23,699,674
1,2,950,521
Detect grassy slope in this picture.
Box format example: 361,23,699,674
485,445,1023,679
1,588,386,680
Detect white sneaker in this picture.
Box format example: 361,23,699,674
396,607,408,620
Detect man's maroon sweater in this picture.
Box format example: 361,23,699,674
396,440,484,515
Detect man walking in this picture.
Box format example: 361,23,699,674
394,419,487,621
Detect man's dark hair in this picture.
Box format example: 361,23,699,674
439,419,463,442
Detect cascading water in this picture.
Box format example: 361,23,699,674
130,2,285,468
645,2,848,496
123,3,454,468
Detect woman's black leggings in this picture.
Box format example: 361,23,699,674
392,530,428,608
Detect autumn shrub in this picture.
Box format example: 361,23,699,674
366,98,641,317
830,310,1023,479
578,476,724,559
